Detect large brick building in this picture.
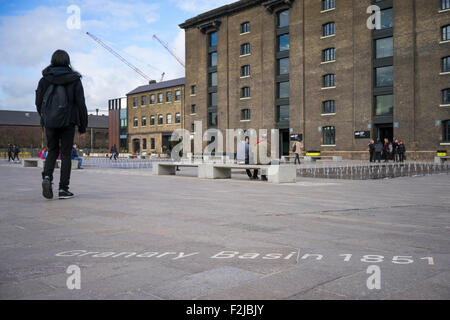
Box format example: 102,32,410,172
179,0,450,160
126,78,185,154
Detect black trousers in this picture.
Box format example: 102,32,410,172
42,125,75,190
375,152,381,162
294,153,301,164
399,153,405,162
369,151,375,162
8,152,13,161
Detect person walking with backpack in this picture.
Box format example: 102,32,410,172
292,138,304,165
110,144,118,160
374,139,383,163
35,50,88,199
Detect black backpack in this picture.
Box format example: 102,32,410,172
292,143,296,152
40,84,71,128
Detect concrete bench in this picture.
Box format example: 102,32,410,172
206,164,297,183
304,155,342,162
22,159,78,169
434,156,449,164
152,162,199,175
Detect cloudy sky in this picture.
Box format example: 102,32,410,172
0,0,235,114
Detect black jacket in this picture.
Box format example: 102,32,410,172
35,66,88,133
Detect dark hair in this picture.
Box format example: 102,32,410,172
51,49,71,67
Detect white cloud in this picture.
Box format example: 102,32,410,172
0,1,182,112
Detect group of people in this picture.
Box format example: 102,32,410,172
7,144,21,162
369,138,406,163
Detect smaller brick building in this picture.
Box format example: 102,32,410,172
0,110,109,152
126,78,185,154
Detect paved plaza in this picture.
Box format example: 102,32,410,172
0,161,449,299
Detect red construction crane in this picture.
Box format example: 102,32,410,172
86,32,164,83
152,34,185,68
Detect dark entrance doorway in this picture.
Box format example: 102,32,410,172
375,124,393,143
279,129,290,157
132,139,140,153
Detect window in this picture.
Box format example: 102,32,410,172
141,116,146,127
191,85,197,95
175,113,181,123
241,87,250,98
277,9,289,28
166,114,172,124
143,138,147,149
150,94,155,104
191,104,197,114
150,115,155,125
278,58,289,75
322,48,335,62
209,92,218,107
158,114,163,125
277,105,290,122
208,111,217,126
375,66,393,87
158,93,163,103
133,97,138,107
241,65,250,77
241,21,250,34
209,52,217,67
191,123,195,132
175,90,181,101
241,109,250,120
277,81,290,98
209,72,218,87
375,94,393,116
278,34,290,52
166,91,172,102
375,37,393,59
241,43,250,55
380,8,393,29
323,100,335,114
443,0,450,10
444,120,450,142
322,22,335,37
322,0,335,11
141,95,146,106
442,25,450,41
151,138,155,150
209,32,217,46
443,89,450,104
442,56,450,72
322,126,335,145
323,74,335,87
133,117,138,127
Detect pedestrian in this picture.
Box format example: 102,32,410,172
392,139,399,162
39,147,48,160
243,136,254,180
13,145,20,162
35,49,88,199
71,144,83,169
398,141,406,163
7,143,14,162
383,138,390,163
368,139,375,162
292,138,304,165
374,139,383,163
85,147,90,159
110,144,118,160
389,141,393,161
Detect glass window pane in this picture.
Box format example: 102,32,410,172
209,52,217,67
443,57,450,72
209,72,218,86
209,92,217,107
376,66,393,87
277,10,289,28
278,34,289,51
209,32,217,46
443,89,450,104
375,95,393,116
277,105,290,122
208,112,217,126
376,37,393,58
380,8,393,29
278,58,289,75
278,81,289,98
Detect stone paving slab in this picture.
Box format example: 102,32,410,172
0,164,449,299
